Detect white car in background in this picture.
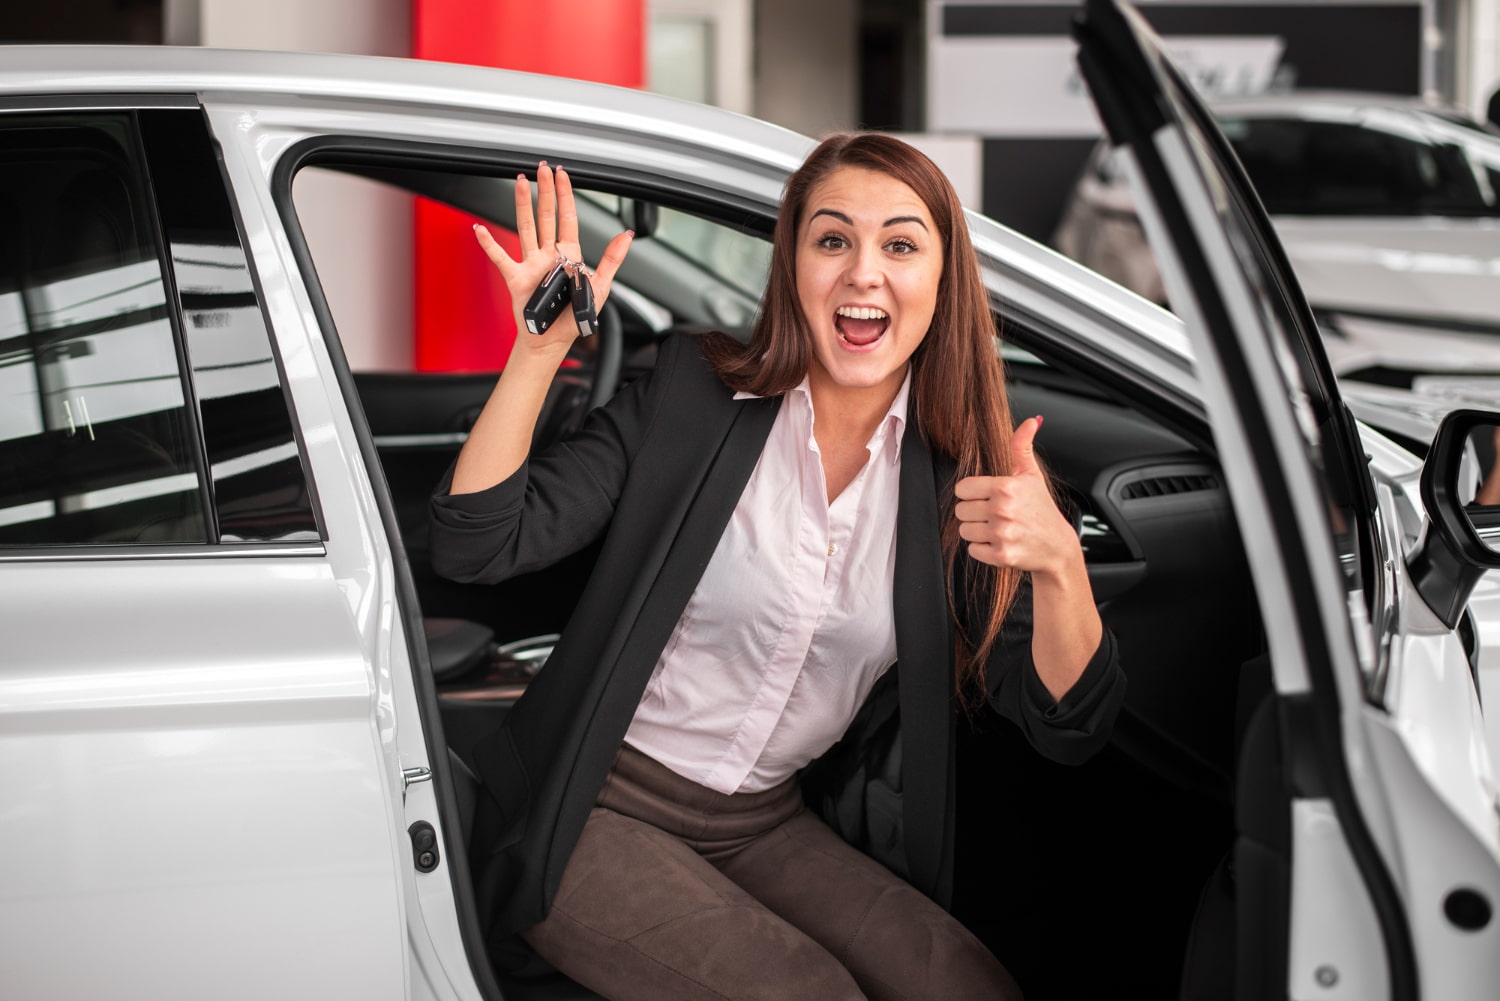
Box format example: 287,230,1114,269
3,2,1500,999
1054,90,1500,390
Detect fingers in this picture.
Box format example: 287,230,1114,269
954,476,1000,501
963,541,1006,568
956,518,1002,544
537,162,557,248
953,497,999,523
554,166,579,249
513,172,537,252
953,478,1011,538
953,473,1059,571
512,162,567,259
1009,415,1044,478
589,229,636,304
473,223,515,282
956,508,1022,568
479,161,635,310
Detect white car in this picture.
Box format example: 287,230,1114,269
1054,89,1500,389
3,1,1500,999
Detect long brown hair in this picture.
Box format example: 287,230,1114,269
702,133,1021,700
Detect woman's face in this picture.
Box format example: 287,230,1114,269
795,166,943,406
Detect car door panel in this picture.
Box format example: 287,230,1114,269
1074,0,1500,996
204,100,496,1001
0,559,406,1000
0,104,414,1001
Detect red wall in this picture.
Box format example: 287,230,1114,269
412,0,645,371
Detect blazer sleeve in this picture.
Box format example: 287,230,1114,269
427,337,683,585
978,573,1126,765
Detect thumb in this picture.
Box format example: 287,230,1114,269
1009,415,1043,477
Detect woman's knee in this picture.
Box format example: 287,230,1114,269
527,809,868,1001
842,889,1023,1001
528,899,869,1001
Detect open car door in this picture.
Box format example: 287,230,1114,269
1073,1,1500,998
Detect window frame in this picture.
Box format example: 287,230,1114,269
0,97,325,561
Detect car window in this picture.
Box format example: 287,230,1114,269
0,114,207,546
582,191,772,306
1220,115,1500,217
136,111,320,543
294,161,768,374
653,205,772,303
284,154,779,637
0,110,319,549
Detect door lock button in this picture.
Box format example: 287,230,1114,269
409,821,440,873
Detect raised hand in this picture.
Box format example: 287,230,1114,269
954,416,1082,577
473,162,634,355
449,164,633,496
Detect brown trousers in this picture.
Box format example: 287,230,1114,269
522,744,1022,1001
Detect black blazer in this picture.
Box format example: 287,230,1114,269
430,334,1125,940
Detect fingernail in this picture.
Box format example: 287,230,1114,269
472,223,481,232
625,229,635,238
1035,415,1044,428
517,172,525,181
539,160,548,167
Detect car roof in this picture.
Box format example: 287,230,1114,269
0,44,814,172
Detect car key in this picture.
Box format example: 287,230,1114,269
522,259,573,335
570,265,598,338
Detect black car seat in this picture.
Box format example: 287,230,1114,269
1178,653,1289,1001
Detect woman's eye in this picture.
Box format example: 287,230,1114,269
887,238,919,255
815,234,848,250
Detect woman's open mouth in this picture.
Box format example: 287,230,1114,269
834,305,889,348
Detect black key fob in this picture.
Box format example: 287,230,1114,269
571,267,598,338
522,260,572,335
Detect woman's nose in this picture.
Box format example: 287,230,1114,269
843,246,884,288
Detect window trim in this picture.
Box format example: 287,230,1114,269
0,94,198,115
131,109,221,542
0,540,325,563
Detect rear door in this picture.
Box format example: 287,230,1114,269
1073,1,1500,997
0,104,410,1000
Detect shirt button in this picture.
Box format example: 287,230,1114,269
827,542,837,556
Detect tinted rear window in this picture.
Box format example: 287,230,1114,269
0,114,207,546
1222,116,1500,218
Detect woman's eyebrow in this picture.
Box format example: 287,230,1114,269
809,208,853,225
809,208,929,231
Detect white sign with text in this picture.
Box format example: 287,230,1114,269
930,35,1287,136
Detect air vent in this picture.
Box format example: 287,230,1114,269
1120,473,1220,500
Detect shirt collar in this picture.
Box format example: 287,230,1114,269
735,367,911,464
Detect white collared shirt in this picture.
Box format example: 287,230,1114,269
623,370,910,793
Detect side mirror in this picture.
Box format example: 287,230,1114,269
1409,409,1500,628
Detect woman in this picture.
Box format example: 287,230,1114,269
431,135,1126,1001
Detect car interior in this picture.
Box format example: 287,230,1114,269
292,155,1275,1001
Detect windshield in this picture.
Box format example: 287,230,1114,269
579,191,772,300
1220,113,1500,217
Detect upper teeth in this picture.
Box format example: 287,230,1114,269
836,306,888,320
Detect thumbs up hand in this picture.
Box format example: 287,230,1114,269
954,416,1082,577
